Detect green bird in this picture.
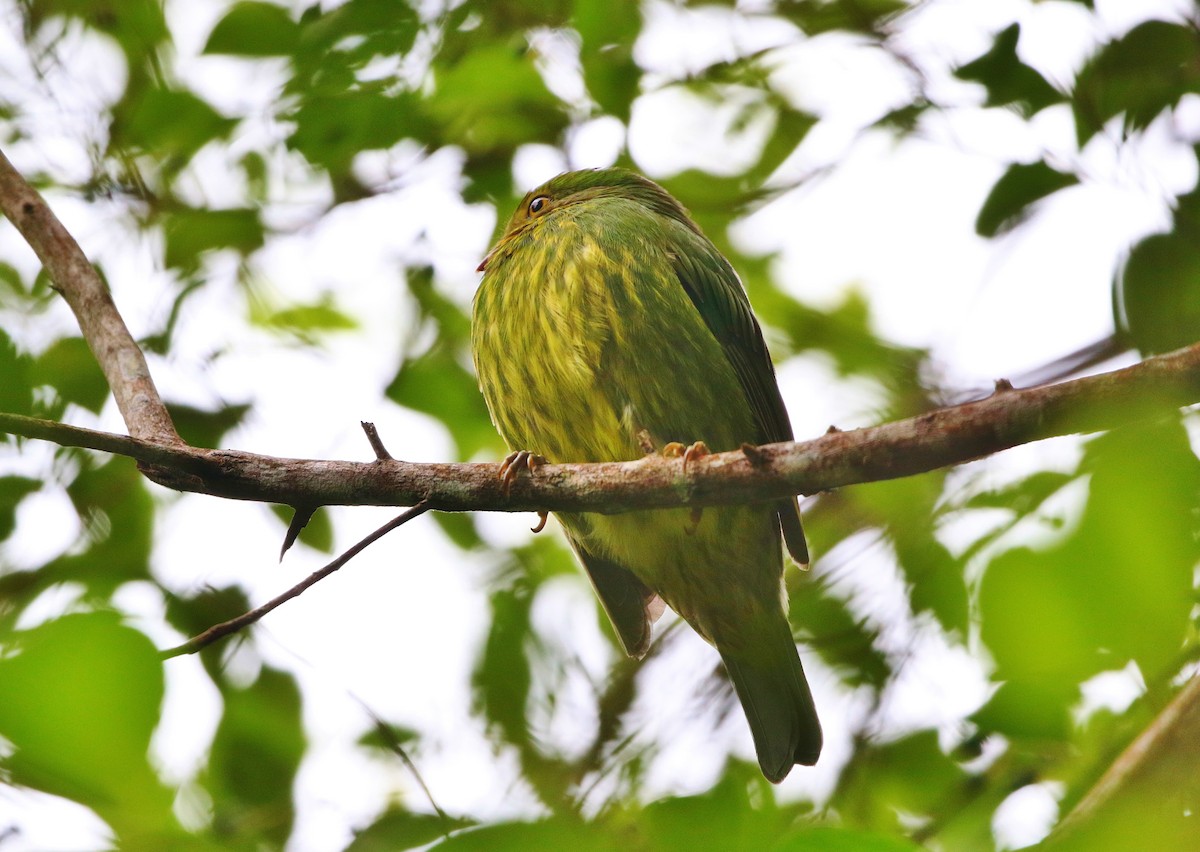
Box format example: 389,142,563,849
471,167,822,781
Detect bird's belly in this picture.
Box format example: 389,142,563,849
570,503,784,646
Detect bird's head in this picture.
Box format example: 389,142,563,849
477,168,698,272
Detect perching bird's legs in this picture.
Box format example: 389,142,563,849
498,450,550,533
661,440,710,533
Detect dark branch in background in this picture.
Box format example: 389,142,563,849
2,146,1199,842
0,149,180,445
159,501,430,659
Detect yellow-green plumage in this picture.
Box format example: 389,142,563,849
472,168,821,781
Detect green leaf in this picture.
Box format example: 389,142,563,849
574,0,641,120
348,809,472,851
774,827,925,851
0,328,34,417
204,1,300,56
978,420,1200,738
0,475,39,541
165,401,252,448
975,161,1078,237
955,24,1063,117
1116,225,1200,354
472,583,534,749
428,817,613,852
426,43,567,155
776,0,908,37
269,503,334,553
287,88,422,175
386,344,499,460
830,730,970,834
206,666,306,846
1073,20,1200,144
112,87,236,164
27,0,168,64
51,456,155,593
0,613,172,836
163,206,265,271
32,336,109,414
251,292,359,341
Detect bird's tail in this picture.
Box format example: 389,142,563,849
718,619,822,783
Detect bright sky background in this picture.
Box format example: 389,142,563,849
1,0,1196,849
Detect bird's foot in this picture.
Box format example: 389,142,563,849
661,440,711,475
498,450,547,495
531,511,549,533
662,441,710,534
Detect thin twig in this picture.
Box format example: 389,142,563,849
362,706,451,825
160,501,430,658
361,421,394,460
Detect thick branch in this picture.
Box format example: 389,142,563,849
0,148,180,445
2,342,1199,513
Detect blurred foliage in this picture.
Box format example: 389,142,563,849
1,1,1199,850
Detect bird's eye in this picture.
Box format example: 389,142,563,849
528,196,548,215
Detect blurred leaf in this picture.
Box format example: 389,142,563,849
978,420,1200,738
293,0,420,81
287,87,422,177
955,24,1064,117
111,87,235,166
251,292,359,342
348,809,472,851
472,582,534,750
433,510,485,549
386,344,499,460
962,470,1074,512
1116,223,1200,354
574,0,640,120
428,816,613,851
831,730,971,833
973,678,1074,740
0,328,34,417
205,1,300,56
774,827,924,851
790,573,889,688
776,0,909,37
426,43,567,155
206,666,305,846
163,206,264,271
26,0,168,64
975,161,1078,238
31,336,109,414
1073,20,1200,144
165,400,252,448
50,456,154,593
641,768,796,851
0,613,175,839
0,475,39,541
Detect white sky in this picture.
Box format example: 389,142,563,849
0,0,1196,849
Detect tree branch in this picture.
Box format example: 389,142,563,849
159,501,430,658
1049,671,1200,848
2,341,1199,515
0,147,180,445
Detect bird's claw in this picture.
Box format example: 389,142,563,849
663,441,710,533
531,511,549,533
499,450,547,495
662,440,711,475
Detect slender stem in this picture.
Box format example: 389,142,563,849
159,502,430,658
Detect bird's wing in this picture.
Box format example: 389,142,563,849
566,532,663,659
670,237,809,565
